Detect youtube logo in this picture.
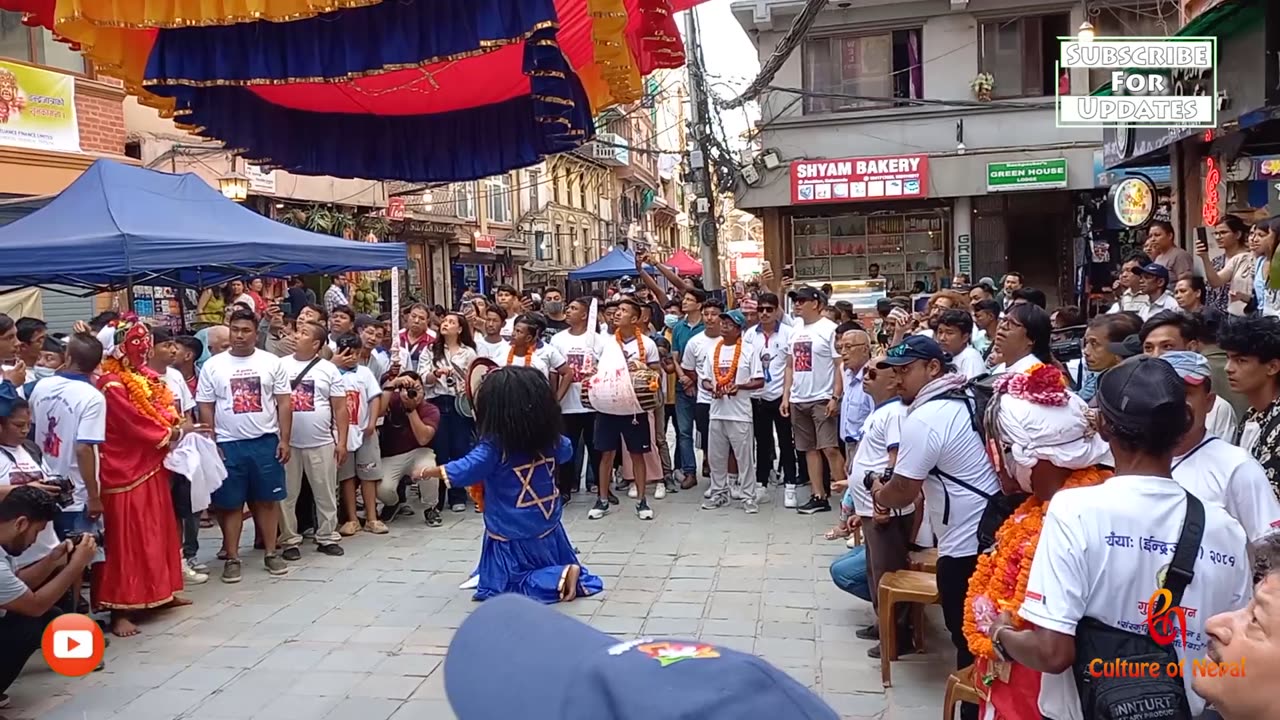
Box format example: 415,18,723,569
41,613,104,676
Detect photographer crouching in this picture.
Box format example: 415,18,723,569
0,486,98,705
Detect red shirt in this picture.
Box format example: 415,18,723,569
378,394,441,457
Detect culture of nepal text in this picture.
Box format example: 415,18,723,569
1088,658,1246,679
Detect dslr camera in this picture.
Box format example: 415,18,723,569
70,530,105,549
1049,324,1086,365
46,475,76,508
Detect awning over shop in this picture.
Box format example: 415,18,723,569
666,248,703,276
0,159,406,292
567,246,656,282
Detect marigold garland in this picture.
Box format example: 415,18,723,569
101,358,180,431
615,328,646,361
712,338,743,388
506,342,535,368
963,466,1112,663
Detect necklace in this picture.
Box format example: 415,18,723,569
713,339,742,388
507,343,534,367
615,328,645,358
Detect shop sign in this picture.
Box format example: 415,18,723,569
956,234,972,276
474,234,497,253
245,164,276,194
986,159,1068,192
386,197,406,220
1108,176,1159,228
790,154,929,205
0,60,79,153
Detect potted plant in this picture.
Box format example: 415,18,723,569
971,72,995,102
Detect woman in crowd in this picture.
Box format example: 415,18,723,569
1197,214,1254,315
425,313,478,514
963,363,1112,719
990,303,1053,375
913,290,969,338
1173,273,1207,314
1252,217,1280,316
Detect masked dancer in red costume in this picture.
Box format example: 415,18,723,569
95,319,191,636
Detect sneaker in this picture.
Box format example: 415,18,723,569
627,484,639,499
280,546,302,562
587,498,611,520
317,543,345,557
743,499,759,514
784,486,798,508
366,519,390,535
459,574,479,590
451,503,467,513
189,559,208,573
797,496,832,515
756,486,772,504
183,560,209,585
703,486,714,499
264,554,289,576
338,521,361,536
664,478,679,494
607,491,620,505
397,504,416,517
424,508,443,527
653,483,667,500
378,504,399,523
855,625,880,641
679,474,698,490
221,559,242,584
586,483,598,495
867,637,915,659
701,494,728,510
636,500,654,520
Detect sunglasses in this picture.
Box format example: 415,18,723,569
759,306,778,312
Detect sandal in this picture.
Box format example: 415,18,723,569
824,527,849,541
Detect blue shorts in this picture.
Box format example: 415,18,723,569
212,434,288,508
594,412,652,455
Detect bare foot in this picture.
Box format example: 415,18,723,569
162,596,193,608
110,615,140,637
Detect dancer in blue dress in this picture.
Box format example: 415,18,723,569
416,366,603,603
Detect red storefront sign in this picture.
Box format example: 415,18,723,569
790,154,930,205
386,196,406,220
474,234,497,253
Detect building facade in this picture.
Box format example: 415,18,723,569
731,0,1172,302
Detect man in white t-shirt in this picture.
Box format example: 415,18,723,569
475,306,508,362
28,333,106,543
871,335,1000,683
988,356,1252,720
699,310,764,513
279,322,348,560
196,309,293,583
1135,263,1181,320
746,292,798,502
933,309,986,380
495,284,521,342
1162,351,1280,541
782,286,844,515
1140,312,1238,436
680,301,723,488
497,314,572,401
551,298,604,500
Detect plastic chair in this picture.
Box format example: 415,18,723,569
876,569,940,687
908,547,938,573
943,665,985,720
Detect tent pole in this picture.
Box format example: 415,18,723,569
126,277,135,315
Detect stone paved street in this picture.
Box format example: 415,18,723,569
5,484,954,720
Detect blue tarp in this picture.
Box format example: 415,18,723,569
568,246,656,282
0,159,406,291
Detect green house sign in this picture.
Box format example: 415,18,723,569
986,159,1068,192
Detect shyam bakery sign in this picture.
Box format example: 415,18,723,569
791,154,930,205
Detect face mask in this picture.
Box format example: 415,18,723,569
543,301,565,315
32,366,56,381
664,314,679,329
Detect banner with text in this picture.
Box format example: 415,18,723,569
791,154,929,205
0,60,79,153
987,159,1069,192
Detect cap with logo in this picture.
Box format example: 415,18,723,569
1159,350,1212,386
876,335,952,368
445,594,839,720
1096,355,1186,427
1134,263,1170,283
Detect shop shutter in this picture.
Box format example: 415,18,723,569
972,196,1008,284
41,288,94,333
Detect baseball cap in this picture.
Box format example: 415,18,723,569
1134,263,1170,283
876,335,952,368
787,286,825,303
1106,333,1143,358
722,309,748,328
445,594,839,720
1097,355,1187,426
1160,350,1211,385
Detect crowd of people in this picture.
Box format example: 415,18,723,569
2,218,1280,718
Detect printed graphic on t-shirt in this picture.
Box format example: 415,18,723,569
347,390,362,426
293,380,316,412
42,417,61,458
566,351,592,382
8,467,41,485
230,375,264,414
794,341,813,372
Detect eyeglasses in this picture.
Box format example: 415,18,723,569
759,306,777,312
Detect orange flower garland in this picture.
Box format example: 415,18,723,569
102,358,180,431
506,343,534,367
963,466,1111,662
712,338,742,388
615,328,646,359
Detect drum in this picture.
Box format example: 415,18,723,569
463,357,499,417
581,366,660,413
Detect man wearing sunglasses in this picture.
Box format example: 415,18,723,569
747,293,800,506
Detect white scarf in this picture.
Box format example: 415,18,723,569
908,372,969,414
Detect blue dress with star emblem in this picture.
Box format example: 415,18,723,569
442,435,604,603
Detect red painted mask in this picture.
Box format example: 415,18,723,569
116,323,153,370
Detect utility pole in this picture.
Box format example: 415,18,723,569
683,8,722,291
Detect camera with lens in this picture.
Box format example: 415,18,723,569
405,387,420,399
862,470,882,492
1049,324,1086,365
46,475,76,508
70,530,105,549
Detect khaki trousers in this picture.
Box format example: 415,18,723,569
282,444,340,546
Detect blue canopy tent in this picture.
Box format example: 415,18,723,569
0,159,406,293
567,246,656,282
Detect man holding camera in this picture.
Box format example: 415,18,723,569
378,373,440,525
0,486,99,705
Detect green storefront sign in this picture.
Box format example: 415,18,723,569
986,159,1068,192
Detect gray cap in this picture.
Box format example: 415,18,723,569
1097,355,1186,426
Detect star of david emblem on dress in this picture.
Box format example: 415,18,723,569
513,456,559,520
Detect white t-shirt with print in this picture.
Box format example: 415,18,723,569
501,316,515,343
951,345,987,380
196,349,291,442
785,317,840,403
282,356,345,449
475,337,505,363
680,332,716,404
616,334,660,367
496,342,567,380
551,329,605,414
848,400,911,518
1019,476,1253,720
0,444,61,567
28,374,106,511
745,322,793,401
700,339,763,423
340,365,382,451
895,397,1000,557
1172,436,1280,542
163,367,196,415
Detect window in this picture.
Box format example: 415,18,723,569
1,12,87,74
486,174,511,224
801,29,923,114
527,169,541,212
454,182,476,219
979,14,1069,98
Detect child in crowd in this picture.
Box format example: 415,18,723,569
333,332,385,534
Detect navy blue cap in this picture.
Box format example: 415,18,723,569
1135,263,1170,283
445,594,839,720
1097,354,1186,426
876,334,952,368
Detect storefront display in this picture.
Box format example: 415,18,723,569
132,286,194,331
791,210,948,291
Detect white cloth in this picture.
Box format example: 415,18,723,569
785,317,840,402
163,432,226,514
701,340,763,423
551,329,605,414
163,367,196,415
501,316,515,343
196,349,291,442
1172,436,1280,542
616,334,659,367
1138,291,1180,320
994,392,1110,479
0,444,61,566
1020,476,1253,720
496,342,567,380
847,400,909,517
587,338,643,416
1206,394,1237,441
475,337,505,362
989,353,1041,376
745,322,793,401
1107,290,1150,316
340,366,381,452
28,374,106,511
951,345,986,380
707,419,755,502
281,356,345,449
681,332,716,403
423,345,478,399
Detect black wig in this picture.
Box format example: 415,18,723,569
474,366,565,458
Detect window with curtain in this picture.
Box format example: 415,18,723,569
486,175,511,223
979,14,1069,98
454,182,476,219
801,29,923,114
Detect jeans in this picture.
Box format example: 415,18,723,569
0,607,62,695
829,546,871,602
674,392,697,474
430,396,474,508
561,412,599,495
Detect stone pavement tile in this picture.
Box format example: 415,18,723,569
620,564,670,578
672,553,720,566
391,699,456,720
641,617,700,635
249,693,341,720
409,666,447,700
719,553,766,567
39,684,148,720
373,652,444,677
819,659,885,694
592,615,646,635
704,592,760,619
647,602,705,619
764,578,820,594
597,599,652,617
656,589,706,604
759,620,816,640
316,647,391,672
818,638,877,662
93,661,183,689
823,691,889,717
225,623,305,648
774,663,818,689
199,644,274,668
605,589,661,604
667,564,716,579
611,576,660,591
713,574,764,592
349,674,425,700
763,591,817,609
700,619,758,637
696,634,755,653
664,577,713,592
111,688,210,720
164,664,244,692
351,625,418,646
214,603,284,624
258,642,339,671
291,670,368,697
295,623,362,643
754,637,817,660
322,697,404,720
762,605,816,623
